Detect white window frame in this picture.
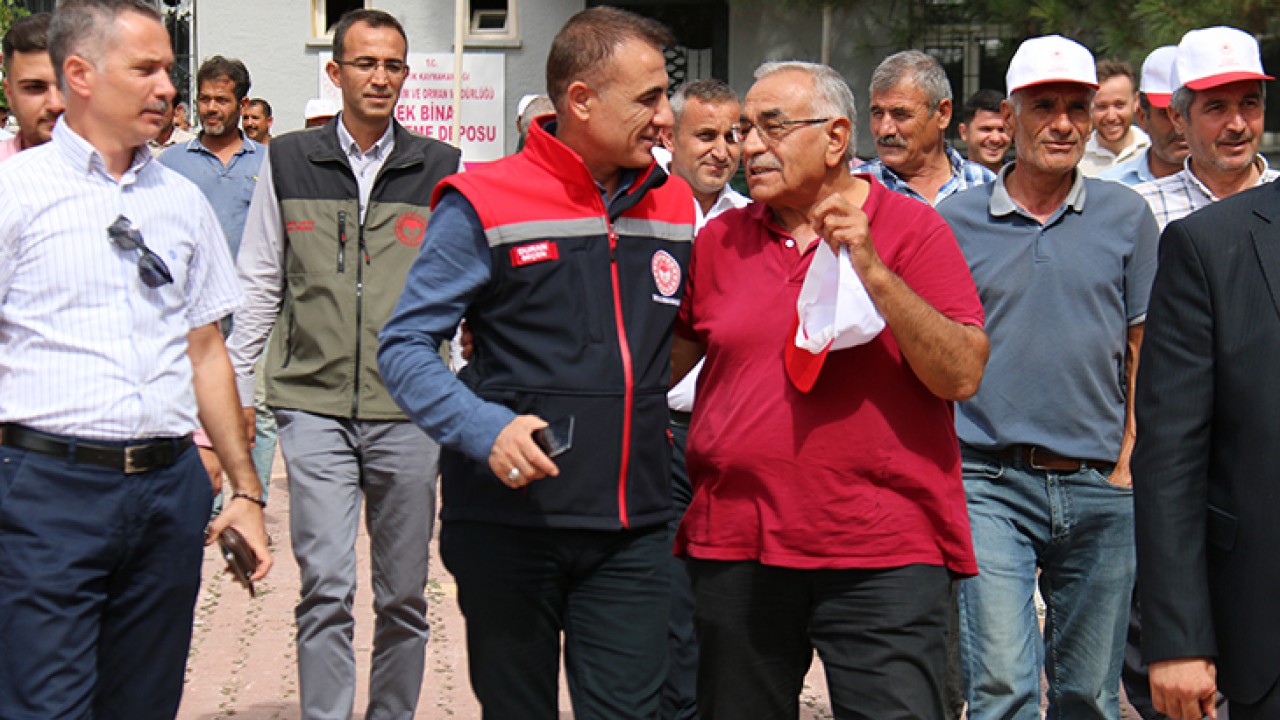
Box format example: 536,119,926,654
464,0,521,48
311,0,369,43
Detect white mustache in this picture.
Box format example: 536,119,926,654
876,135,907,148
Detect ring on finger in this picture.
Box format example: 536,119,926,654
507,467,522,482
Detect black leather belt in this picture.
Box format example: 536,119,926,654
987,444,1113,472
0,424,194,474
669,410,692,428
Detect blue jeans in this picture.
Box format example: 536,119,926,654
958,450,1135,720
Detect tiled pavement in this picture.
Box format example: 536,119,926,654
176,454,834,720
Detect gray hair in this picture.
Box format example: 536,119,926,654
754,60,857,161
670,79,738,124
50,0,161,93
870,50,952,112
1169,81,1266,118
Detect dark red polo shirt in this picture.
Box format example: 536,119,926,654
675,177,982,574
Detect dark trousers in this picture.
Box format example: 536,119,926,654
0,444,212,719
664,420,698,720
440,521,670,720
688,559,951,720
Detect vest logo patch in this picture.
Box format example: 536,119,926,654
510,241,560,267
651,250,681,297
395,212,428,248
286,220,315,233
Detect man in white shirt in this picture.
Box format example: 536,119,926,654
657,77,749,720
1136,26,1277,231
0,1,270,717
1080,58,1151,175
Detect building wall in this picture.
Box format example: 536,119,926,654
194,0,577,155
727,0,907,159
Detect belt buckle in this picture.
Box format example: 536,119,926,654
123,445,147,474
1027,446,1053,471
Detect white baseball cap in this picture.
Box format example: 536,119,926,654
1006,35,1098,94
304,97,339,121
1140,46,1179,108
516,94,540,118
1173,26,1272,91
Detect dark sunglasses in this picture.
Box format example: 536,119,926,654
107,215,173,288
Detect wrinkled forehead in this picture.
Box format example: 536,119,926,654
744,70,817,120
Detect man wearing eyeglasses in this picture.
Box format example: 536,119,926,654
380,7,694,717
666,60,988,719
0,1,271,718
227,8,460,720
936,36,1158,719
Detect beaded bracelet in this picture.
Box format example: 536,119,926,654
231,492,267,509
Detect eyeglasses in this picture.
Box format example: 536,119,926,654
336,58,408,75
108,215,173,288
732,117,832,145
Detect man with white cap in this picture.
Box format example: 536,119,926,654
1099,46,1190,186
303,96,339,128
1135,26,1276,230
937,34,1160,720
668,59,987,719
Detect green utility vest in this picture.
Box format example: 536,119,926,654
264,120,461,419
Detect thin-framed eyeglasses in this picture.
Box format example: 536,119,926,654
732,117,832,145
335,58,409,75
107,215,173,288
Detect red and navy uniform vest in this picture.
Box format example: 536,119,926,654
434,117,695,530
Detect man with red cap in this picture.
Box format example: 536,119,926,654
669,59,987,719
1098,46,1190,186
1135,26,1277,229
937,34,1160,720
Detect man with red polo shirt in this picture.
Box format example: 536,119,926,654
670,60,988,720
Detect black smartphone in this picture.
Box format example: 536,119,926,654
533,416,574,458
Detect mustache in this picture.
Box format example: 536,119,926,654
145,100,169,114
746,158,781,172
876,135,907,148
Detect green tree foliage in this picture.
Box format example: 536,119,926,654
963,0,1280,62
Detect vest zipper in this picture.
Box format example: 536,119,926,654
337,211,347,273
607,222,633,528
352,219,368,418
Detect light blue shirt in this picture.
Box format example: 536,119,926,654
0,121,243,439
862,143,996,206
938,165,1159,461
158,132,263,258
1097,149,1156,187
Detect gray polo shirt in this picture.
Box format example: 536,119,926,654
937,164,1159,461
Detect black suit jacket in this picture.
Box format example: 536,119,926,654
1133,179,1280,704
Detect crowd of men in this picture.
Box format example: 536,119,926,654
0,2,1275,720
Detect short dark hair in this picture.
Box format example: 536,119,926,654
50,0,161,91
4,13,52,74
196,55,250,101
332,9,407,62
247,97,272,118
546,7,673,111
1096,58,1136,86
960,88,1005,124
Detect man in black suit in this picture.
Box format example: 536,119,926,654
1133,177,1280,720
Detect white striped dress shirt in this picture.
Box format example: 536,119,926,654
0,121,243,440
1135,155,1278,230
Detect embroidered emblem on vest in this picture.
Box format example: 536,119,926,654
651,249,681,297
510,240,560,267
394,212,428,247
